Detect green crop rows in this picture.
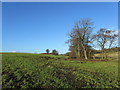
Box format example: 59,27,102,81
2,53,119,88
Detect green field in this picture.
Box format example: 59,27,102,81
2,53,119,88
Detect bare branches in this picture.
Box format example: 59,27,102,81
93,28,118,59
67,18,94,59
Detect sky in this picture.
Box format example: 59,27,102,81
2,2,118,54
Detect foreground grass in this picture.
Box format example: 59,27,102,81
2,53,119,88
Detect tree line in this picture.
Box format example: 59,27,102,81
66,18,118,59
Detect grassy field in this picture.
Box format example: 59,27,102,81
2,53,119,88
94,51,119,61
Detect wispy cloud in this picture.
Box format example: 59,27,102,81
108,26,118,31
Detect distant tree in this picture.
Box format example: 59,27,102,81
46,49,50,54
106,30,118,49
93,28,108,59
65,52,70,56
52,49,58,55
93,28,118,59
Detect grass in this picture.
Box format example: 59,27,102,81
94,50,119,61
2,53,119,88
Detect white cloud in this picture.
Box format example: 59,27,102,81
12,51,16,53
107,26,118,31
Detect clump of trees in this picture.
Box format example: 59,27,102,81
52,49,59,55
45,49,59,55
67,18,118,59
67,18,94,59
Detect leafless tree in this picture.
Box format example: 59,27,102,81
67,18,94,59
106,30,118,49
93,28,118,59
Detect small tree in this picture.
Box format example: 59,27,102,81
65,52,70,56
52,49,58,55
46,49,50,54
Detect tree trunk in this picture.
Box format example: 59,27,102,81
101,45,105,59
88,50,91,59
83,48,88,59
77,43,80,58
81,43,88,59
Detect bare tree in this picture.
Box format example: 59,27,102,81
106,30,118,49
93,28,118,59
67,18,94,59
93,28,108,59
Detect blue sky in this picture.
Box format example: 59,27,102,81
2,2,118,54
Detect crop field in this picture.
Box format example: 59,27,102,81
2,53,119,88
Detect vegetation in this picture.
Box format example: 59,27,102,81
46,49,50,54
67,18,118,60
93,28,118,59
2,18,119,89
2,53,119,88
93,47,119,61
52,49,59,55
67,18,94,59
